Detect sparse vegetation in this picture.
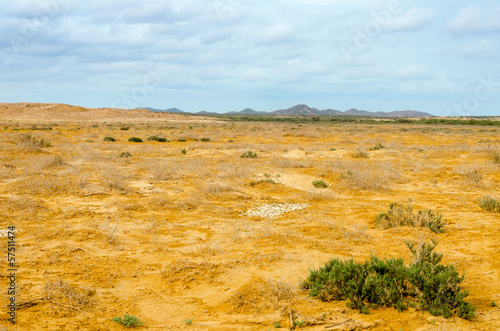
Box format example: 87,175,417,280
376,202,446,233
120,126,130,131
241,151,257,158
128,137,143,142
479,196,500,213
119,152,132,158
181,149,187,154
177,138,186,142
200,137,210,142
104,136,116,142
111,314,143,327
301,240,475,319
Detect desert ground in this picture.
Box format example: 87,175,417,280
0,103,499,330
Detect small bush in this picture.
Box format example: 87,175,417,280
200,137,210,142
369,143,384,150
148,135,169,142
300,241,475,320
376,202,446,233
128,137,143,143
241,151,257,159
352,149,368,158
111,314,143,327
104,136,115,142
249,179,276,187
181,149,187,154
479,196,500,213
31,126,52,131
120,127,130,131
177,138,186,142
119,152,132,158
312,180,328,188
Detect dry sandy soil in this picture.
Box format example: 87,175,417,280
0,103,499,330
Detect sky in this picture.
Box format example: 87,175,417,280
0,0,499,116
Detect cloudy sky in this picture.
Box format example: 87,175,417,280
1,0,499,115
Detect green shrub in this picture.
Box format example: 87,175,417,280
300,241,475,320
119,152,132,158
147,135,168,142
241,151,257,159
31,126,52,131
200,137,210,142
352,149,368,158
104,136,115,142
177,138,186,142
369,143,384,150
312,180,328,188
479,196,500,213
128,137,143,143
181,149,187,154
376,202,446,233
120,127,130,131
111,314,143,327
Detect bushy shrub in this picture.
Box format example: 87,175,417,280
128,137,143,143
147,135,168,142
479,196,500,213
300,241,475,319
241,151,257,159
177,138,186,142
104,136,115,142
312,180,328,188
200,137,210,142
376,202,446,233
120,126,130,131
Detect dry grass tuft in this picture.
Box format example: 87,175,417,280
228,278,296,313
15,133,51,151
42,277,95,311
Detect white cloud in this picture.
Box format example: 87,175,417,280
460,39,498,59
396,64,428,80
445,5,500,36
387,8,435,32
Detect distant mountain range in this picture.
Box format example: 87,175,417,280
138,104,434,117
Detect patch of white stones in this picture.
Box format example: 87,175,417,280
244,203,310,219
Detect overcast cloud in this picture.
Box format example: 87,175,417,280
0,0,499,115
